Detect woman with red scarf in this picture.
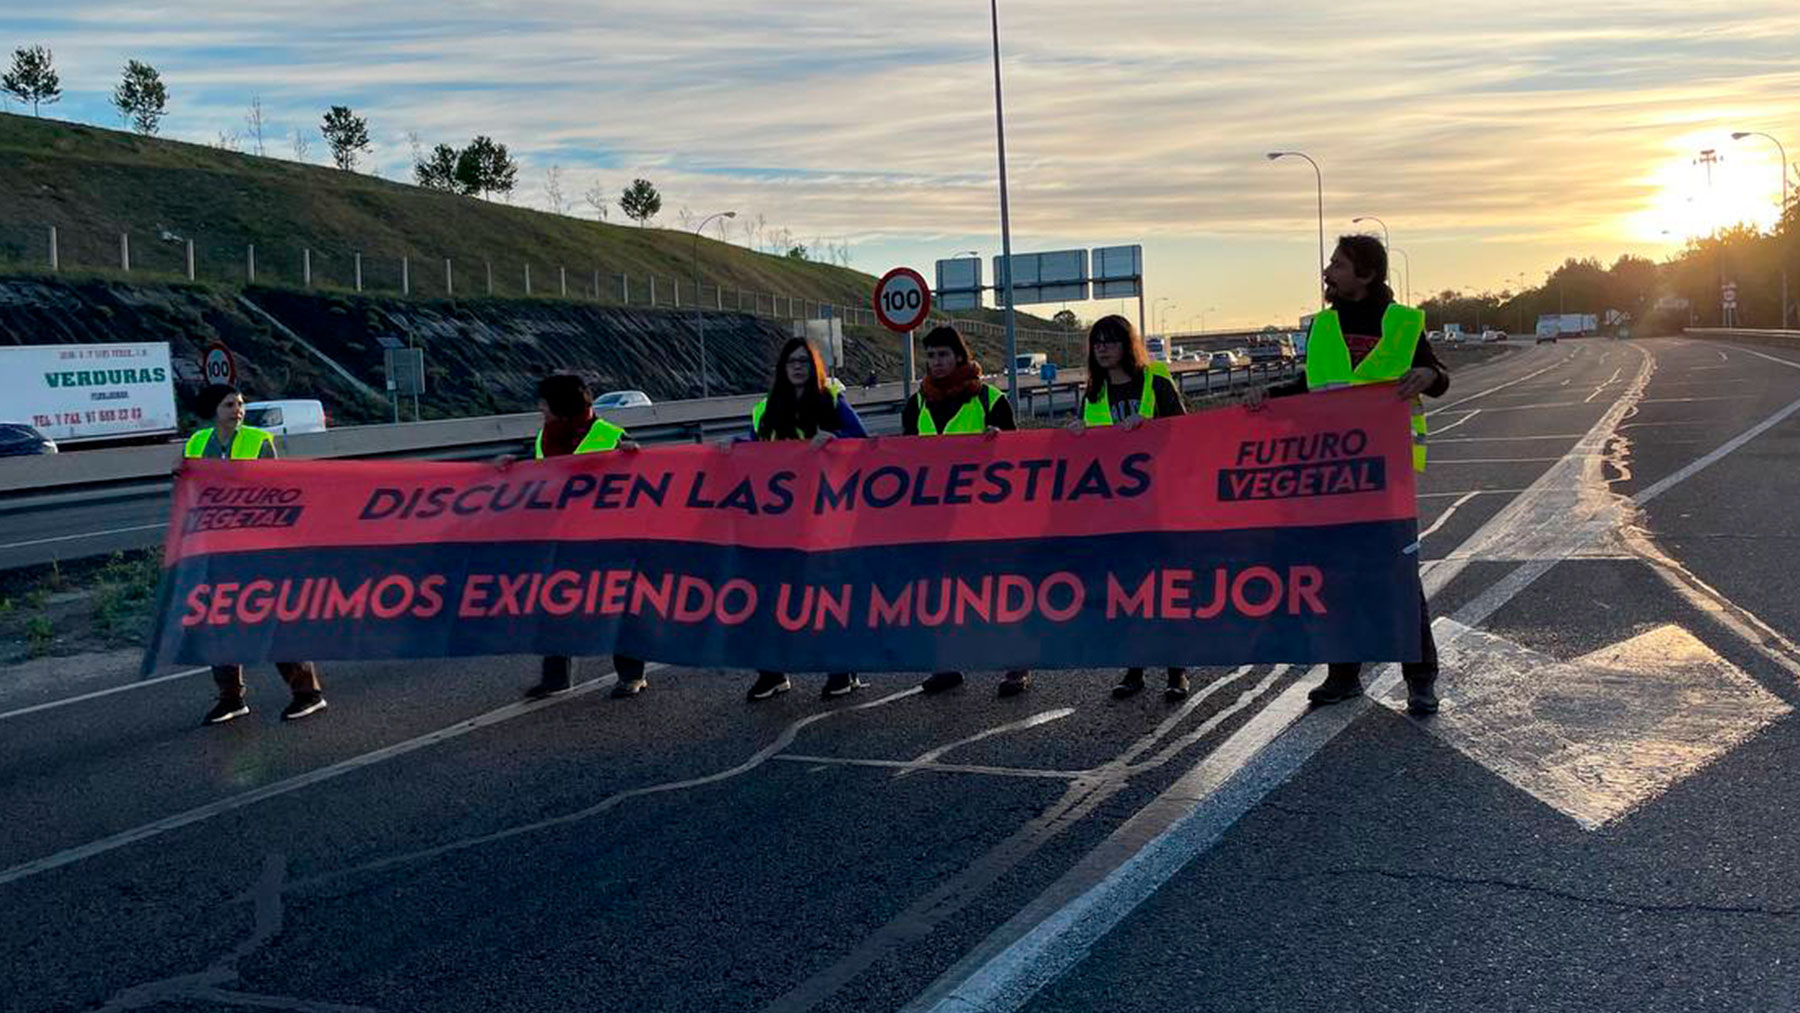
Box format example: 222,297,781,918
901,326,1033,697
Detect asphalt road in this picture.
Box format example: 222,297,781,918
5,337,1799,1012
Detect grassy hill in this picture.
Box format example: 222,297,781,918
0,111,1061,341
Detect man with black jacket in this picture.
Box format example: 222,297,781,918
1255,234,1448,715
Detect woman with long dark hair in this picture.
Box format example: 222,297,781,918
744,337,867,701
1066,315,1192,700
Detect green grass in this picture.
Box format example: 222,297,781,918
0,111,1054,332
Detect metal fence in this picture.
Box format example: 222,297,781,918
0,221,1076,354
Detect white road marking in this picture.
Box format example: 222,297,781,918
1420,488,1524,499
1430,409,1481,434
1585,367,1623,403
289,683,921,892
1433,433,1585,443
0,522,166,551
1426,356,1571,416
1385,621,1790,828
0,667,210,722
1417,491,1482,543
893,708,1075,778
774,756,1088,781
1719,350,1729,361
0,670,639,888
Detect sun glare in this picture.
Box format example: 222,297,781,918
1629,129,1787,245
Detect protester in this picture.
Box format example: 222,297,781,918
1253,234,1449,715
1066,315,1192,701
183,383,327,725
507,373,652,702
902,325,1032,697
745,337,866,701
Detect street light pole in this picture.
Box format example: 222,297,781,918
693,210,737,399
989,0,1020,403
1269,151,1325,305
1351,215,1407,301
1733,130,1791,327
1392,247,1413,305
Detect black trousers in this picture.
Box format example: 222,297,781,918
1329,590,1438,683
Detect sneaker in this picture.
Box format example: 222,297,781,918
203,699,249,725
1164,671,1191,701
610,674,649,699
1405,674,1440,716
523,681,573,701
1112,668,1147,699
1306,669,1363,706
821,673,863,699
919,671,965,694
747,672,792,701
281,693,328,721
997,671,1032,698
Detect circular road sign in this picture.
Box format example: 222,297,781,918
203,342,236,386
874,267,932,333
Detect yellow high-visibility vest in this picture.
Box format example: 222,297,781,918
751,379,844,439
1305,304,1430,472
1082,370,1159,427
534,418,626,458
184,426,275,460
915,385,1005,436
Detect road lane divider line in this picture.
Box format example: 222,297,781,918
776,756,1091,781
0,667,211,722
0,522,167,551
1430,409,1481,435
0,670,637,890
287,683,922,893
1426,355,1570,416
893,708,1076,778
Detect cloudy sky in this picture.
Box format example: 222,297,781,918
6,1,1798,328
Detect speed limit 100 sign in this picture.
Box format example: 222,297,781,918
874,267,932,333
203,342,236,386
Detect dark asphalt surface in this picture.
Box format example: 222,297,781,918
4,338,1798,1012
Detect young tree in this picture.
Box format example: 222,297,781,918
291,127,312,162
618,178,662,226
1052,309,1080,329
244,96,268,156
214,129,241,152
454,136,517,199
544,164,568,214
415,143,467,192
112,60,168,135
320,105,371,171
2,46,60,116
675,206,697,231
583,179,611,221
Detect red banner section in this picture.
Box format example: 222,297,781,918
145,386,1425,673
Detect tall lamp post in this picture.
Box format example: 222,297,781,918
693,210,737,398
1732,130,1791,327
989,0,1020,402
1199,304,1217,333
1268,151,1325,305
1155,297,1176,334
1350,215,1406,301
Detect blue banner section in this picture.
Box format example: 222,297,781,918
150,521,1425,672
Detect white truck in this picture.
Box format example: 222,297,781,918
1,342,178,445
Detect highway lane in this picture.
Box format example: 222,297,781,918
10,339,1794,1012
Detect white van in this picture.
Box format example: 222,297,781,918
1013,353,1048,373
243,399,329,435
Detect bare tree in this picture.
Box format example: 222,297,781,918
675,206,697,231
214,129,241,152
754,214,768,253
544,164,568,215
583,179,610,221
291,127,312,163
244,96,268,156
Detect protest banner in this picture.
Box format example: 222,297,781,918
144,386,1423,674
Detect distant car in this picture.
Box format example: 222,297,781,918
1208,351,1237,370
594,391,654,410
244,400,329,436
1535,332,1558,344
1014,353,1048,373
1427,330,1444,343
1226,349,1253,368
0,422,57,456
1481,330,1507,342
